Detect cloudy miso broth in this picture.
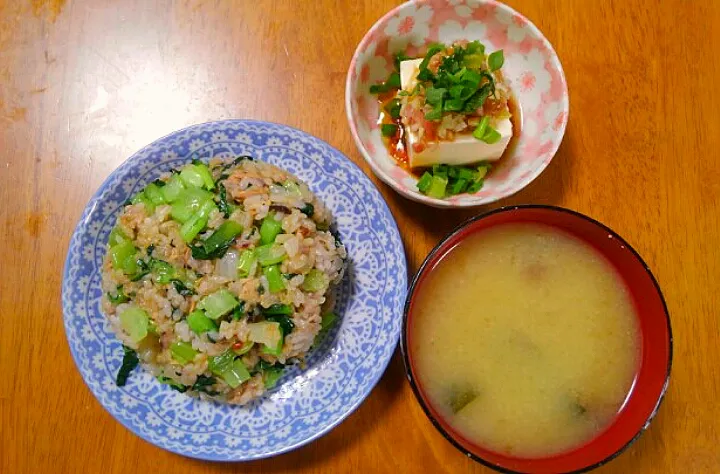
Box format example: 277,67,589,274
410,223,639,458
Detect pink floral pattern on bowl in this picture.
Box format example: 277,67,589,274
345,0,569,208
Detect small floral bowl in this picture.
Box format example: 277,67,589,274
345,0,569,207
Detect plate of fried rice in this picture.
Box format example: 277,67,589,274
62,120,407,460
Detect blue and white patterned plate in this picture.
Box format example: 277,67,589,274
62,120,407,460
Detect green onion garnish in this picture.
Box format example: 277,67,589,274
381,124,398,137
416,172,433,193
384,98,402,119
449,178,469,195
416,163,492,198
473,116,490,140
369,72,401,94
488,50,504,72
481,126,502,144
424,105,443,121
427,175,448,199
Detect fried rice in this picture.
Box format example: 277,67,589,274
100,156,346,405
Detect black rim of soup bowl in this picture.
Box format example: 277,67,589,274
400,204,673,474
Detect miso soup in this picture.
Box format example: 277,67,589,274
410,223,639,458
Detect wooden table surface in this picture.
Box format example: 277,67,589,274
2,0,719,472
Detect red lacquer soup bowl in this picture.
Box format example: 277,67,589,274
401,205,672,474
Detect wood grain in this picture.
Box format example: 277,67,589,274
1,0,719,472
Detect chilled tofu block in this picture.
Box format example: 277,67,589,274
398,59,513,169
400,58,423,90
405,119,513,168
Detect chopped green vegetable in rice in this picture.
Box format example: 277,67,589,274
102,157,346,405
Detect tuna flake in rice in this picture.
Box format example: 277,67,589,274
101,156,346,405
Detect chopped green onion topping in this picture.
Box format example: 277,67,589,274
388,41,505,124
449,178,469,195
384,98,402,119
481,126,502,144
394,50,410,70
381,124,398,137
476,163,491,181
424,105,443,121
488,50,504,72
425,87,446,105
467,179,484,194
427,175,448,199
416,163,492,198
417,172,433,193
369,72,401,94
417,44,444,81
473,116,490,140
